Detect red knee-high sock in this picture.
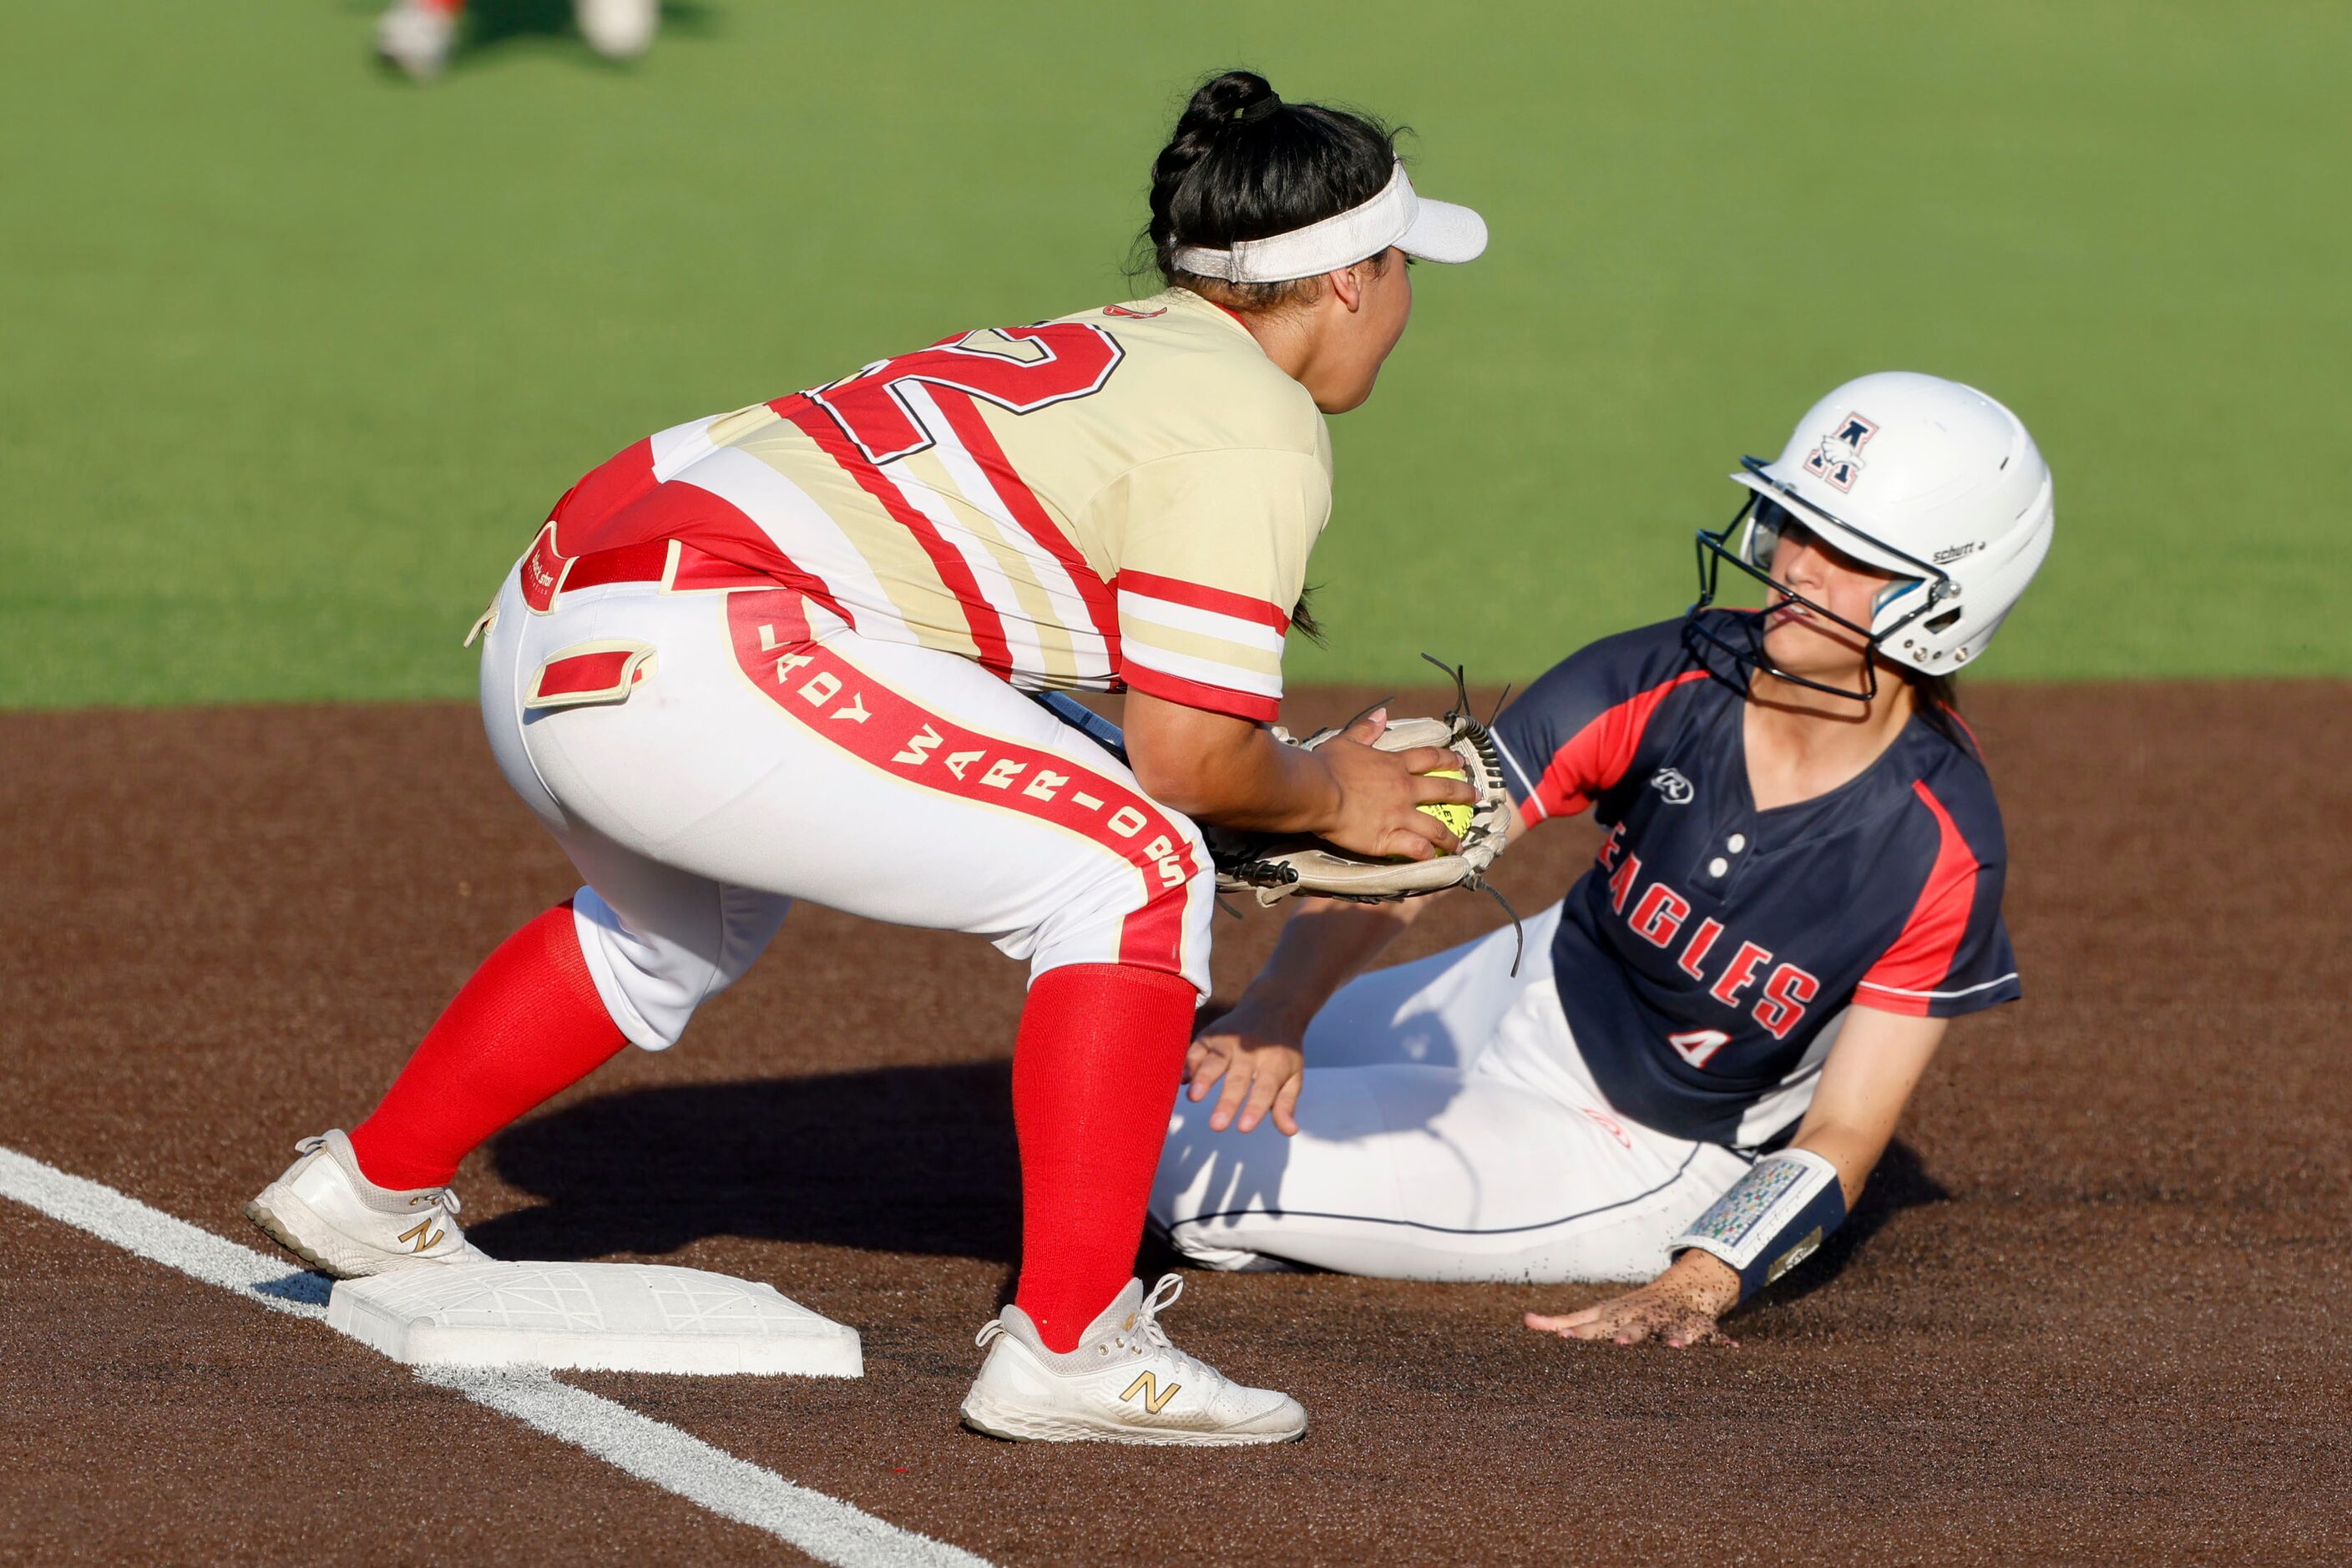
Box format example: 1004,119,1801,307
1011,962,1196,1353
347,900,629,1190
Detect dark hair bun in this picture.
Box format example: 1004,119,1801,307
1141,69,1399,300
1177,70,1279,138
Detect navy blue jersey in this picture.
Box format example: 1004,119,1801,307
1492,611,2021,1146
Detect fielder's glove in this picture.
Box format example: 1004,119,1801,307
1208,706,1514,906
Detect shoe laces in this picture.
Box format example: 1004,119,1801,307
972,1273,1201,1374
295,1135,462,1215
1095,1274,1209,1383
1109,1273,1183,1354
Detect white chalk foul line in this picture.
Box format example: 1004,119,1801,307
0,1144,990,1568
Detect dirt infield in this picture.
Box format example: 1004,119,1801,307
3,681,2348,1564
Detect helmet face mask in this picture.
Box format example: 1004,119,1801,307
1688,371,2056,701
1691,474,1955,704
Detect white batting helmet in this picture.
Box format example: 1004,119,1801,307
1720,372,2055,673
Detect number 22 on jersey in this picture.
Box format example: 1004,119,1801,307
804,324,1125,466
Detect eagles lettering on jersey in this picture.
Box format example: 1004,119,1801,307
532,290,1330,721
1492,612,2021,1146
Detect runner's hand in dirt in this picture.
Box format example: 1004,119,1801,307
1185,1001,1307,1136
1524,1252,1743,1348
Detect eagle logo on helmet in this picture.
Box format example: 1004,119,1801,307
1802,412,1879,493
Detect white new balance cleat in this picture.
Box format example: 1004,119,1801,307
961,1274,1306,1446
244,1130,488,1278
575,0,658,60
372,0,457,81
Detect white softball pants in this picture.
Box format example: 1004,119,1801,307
475,564,1214,1052
1150,903,1752,1283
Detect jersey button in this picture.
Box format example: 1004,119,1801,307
1707,856,1730,877
1727,833,1748,853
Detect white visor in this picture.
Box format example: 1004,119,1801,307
1168,160,1487,285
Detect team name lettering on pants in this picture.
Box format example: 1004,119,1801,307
733,593,1194,893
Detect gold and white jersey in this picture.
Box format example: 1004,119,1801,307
544,290,1332,720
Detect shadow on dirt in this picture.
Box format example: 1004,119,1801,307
474,1063,1022,1263
473,1065,1950,1292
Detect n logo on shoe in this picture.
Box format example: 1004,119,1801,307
397,1220,444,1253
1120,1372,1181,1414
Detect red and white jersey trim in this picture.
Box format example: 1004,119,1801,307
1118,589,1288,654
538,296,1323,716
1120,641,1283,703
880,383,1118,685
902,386,1118,667
669,447,922,649
1114,570,1289,719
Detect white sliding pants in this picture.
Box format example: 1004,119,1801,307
1151,903,1751,1283
475,561,1213,1052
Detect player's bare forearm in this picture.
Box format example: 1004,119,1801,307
1186,898,1420,1137
1124,695,1338,830
1529,1014,1953,1349
1124,691,1474,859
1243,897,1423,1030
1788,1006,1949,1206
1787,1122,1884,1208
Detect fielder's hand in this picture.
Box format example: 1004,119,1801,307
1314,709,1475,862
1185,1003,1307,1136
1209,707,1511,906
1524,1252,1743,1348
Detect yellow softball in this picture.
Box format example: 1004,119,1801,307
1420,767,1474,838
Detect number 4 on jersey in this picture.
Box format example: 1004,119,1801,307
804,323,1124,466
1667,1029,1729,1068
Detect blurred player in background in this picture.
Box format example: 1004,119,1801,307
374,0,658,80
246,70,1488,1444
1156,373,2053,1348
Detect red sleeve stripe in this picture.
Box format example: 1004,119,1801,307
1527,670,1709,820
1120,662,1282,722
1115,570,1291,635
1854,781,1981,1016
778,399,1016,676
928,389,1124,663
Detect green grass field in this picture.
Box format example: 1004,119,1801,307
3,1,2345,708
